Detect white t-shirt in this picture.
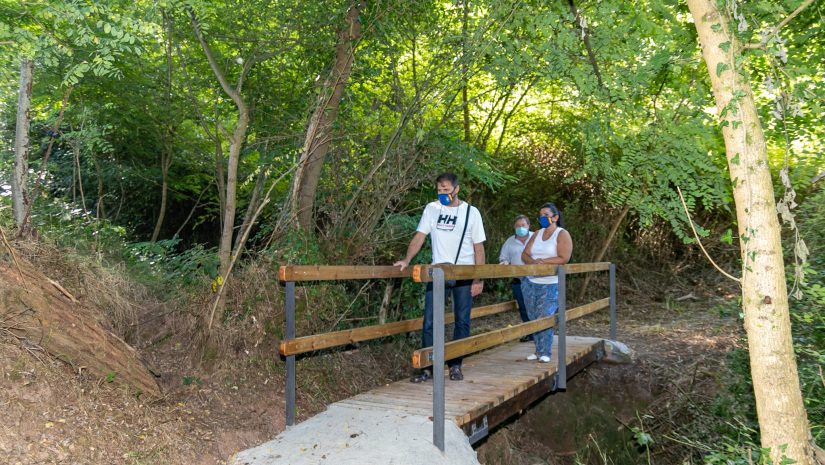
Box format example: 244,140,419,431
498,232,533,265
527,227,564,284
417,201,486,265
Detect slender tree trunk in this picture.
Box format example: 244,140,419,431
150,150,171,242
290,1,362,230
72,141,87,214
189,7,250,276
461,0,471,143
378,280,393,325
92,154,105,220
687,1,813,463
576,204,629,303
12,59,33,229
567,0,603,89
152,11,175,243
19,87,72,236
234,165,267,252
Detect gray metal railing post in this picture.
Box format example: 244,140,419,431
556,266,567,391
609,263,617,341
285,281,296,426
431,267,446,452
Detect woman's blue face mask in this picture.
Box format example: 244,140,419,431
515,226,529,237
538,216,551,228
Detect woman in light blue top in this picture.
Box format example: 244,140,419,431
520,203,573,362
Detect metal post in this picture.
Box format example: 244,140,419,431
285,281,296,426
609,263,617,341
431,267,446,453
556,266,567,391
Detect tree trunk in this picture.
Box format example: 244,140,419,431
19,86,72,236
461,0,471,143
150,151,171,242
576,204,629,303
93,154,105,220
151,11,175,243
72,141,87,213
189,7,250,276
687,1,813,463
11,59,33,229
378,280,393,325
234,164,267,252
567,0,604,89
290,1,362,230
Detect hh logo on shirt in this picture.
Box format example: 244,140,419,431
436,213,458,231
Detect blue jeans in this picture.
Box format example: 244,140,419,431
511,279,529,323
521,279,559,358
422,280,473,368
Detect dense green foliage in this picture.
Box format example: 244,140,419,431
1,0,822,462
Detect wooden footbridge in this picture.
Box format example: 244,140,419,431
277,262,617,452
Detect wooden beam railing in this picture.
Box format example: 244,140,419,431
411,262,609,282
279,261,618,454
411,298,608,368
279,301,516,356
279,265,411,282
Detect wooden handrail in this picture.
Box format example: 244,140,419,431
411,262,610,282
279,265,411,282
411,298,609,368
279,301,517,356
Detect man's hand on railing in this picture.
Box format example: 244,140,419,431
471,280,484,296
393,260,409,271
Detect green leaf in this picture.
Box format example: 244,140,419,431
730,153,740,165
718,41,731,53
711,23,722,33
716,62,729,77
721,229,733,245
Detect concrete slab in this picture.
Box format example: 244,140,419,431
230,403,479,465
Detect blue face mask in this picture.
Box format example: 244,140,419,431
515,227,529,237
538,216,551,228
437,191,455,206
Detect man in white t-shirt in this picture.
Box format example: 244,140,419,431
394,172,486,383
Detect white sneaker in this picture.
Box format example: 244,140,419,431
526,354,538,361
539,355,551,363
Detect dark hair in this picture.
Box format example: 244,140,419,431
540,202,564,228
435,172,459,187
514,214,530,226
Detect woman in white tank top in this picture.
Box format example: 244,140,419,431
519,203,573,362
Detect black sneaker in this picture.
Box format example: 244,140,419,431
410,369,432,383
449,366,464,381
519,335,534,342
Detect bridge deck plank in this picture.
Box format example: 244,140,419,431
335,336,603,427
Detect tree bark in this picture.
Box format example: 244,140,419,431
12,59,33,229
378,280,393,325
290,1,362,230
687,1,814,463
